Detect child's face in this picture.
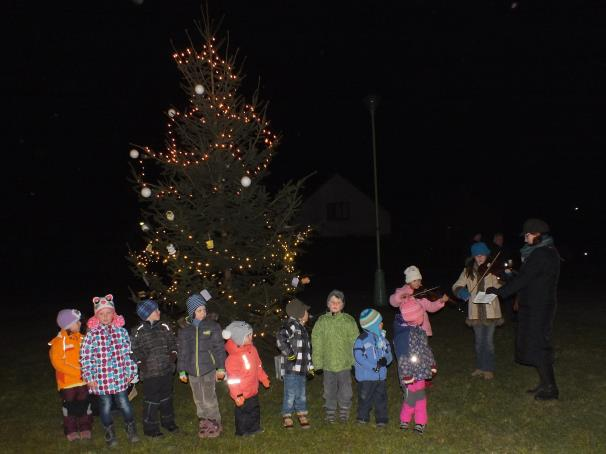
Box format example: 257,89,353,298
97,308,114,325
242,333,253,345
474,255,487,266
147,309,161,322
328,297,344,314
66,320,81,333
300,310,309,325
409,279,422,290
194,305,207,321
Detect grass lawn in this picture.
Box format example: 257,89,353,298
2,287,606,453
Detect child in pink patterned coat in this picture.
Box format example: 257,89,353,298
389,266,448,337
80,294,139,447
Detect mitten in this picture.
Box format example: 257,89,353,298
235,395,245,407
456,287,471,301
179,371,188,384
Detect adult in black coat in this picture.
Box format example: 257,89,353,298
486,219,560,400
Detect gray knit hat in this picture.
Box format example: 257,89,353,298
222,321,253,346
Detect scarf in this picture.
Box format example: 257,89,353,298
520,234,555,262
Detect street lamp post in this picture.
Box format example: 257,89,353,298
364,94,387,307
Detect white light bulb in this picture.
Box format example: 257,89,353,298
240,176,251,187
195,84,205,95
141,187,152,198
168,108,176,118
129,149,139,159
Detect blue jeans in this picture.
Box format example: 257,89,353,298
98,391,135,427
473,323,496,371
282,374,307,415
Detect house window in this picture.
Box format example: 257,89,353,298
326,202,350,220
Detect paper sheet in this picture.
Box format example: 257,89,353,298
473,291,497,304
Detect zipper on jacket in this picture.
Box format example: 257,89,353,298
195,327,200,376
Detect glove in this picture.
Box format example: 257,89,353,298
287,354,296,361
485,287,498,295
235,395,245,407
456,288,471,301
261,377,270,389
374,357,388,371
403,376,414,385
307,367,315,378
179,371,188,384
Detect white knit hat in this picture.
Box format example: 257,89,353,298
404,265,422,283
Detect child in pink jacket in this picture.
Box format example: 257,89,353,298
389,265,448,337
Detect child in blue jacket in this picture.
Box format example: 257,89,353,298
353,309,393,427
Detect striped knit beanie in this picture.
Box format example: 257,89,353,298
186,293,206,318
401,300,424,326
359,308,383,336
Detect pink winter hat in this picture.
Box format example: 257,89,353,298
402,300,424,326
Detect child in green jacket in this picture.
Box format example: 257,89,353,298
311,290,359,423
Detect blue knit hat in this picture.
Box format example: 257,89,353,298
471,241,491,257
360,308,383,337
136,299,158,321
186,293,206,318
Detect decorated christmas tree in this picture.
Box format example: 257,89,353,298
128,20,310,336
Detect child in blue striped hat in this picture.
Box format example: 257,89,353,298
353,309,393,427
177,292,226,438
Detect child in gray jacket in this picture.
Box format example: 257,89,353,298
177,293,226,438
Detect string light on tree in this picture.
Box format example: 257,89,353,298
127,18,310,334
130,149,140,159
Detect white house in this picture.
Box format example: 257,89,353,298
298,173,391,237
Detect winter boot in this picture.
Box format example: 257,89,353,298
125,421,140,443
534,363,559,401
66,432,79,442
104,424,117,448
205,419,222,438
414,424,426,435
338,407,350,423
159,396,179,432
198,419,211,438
296,413,310,429
282,415,295,429
143,400,163,437
325,410,336,424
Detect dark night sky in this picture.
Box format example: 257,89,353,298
6,0,606,303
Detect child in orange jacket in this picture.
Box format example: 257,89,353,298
222,321,270,436
48,309,92,441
